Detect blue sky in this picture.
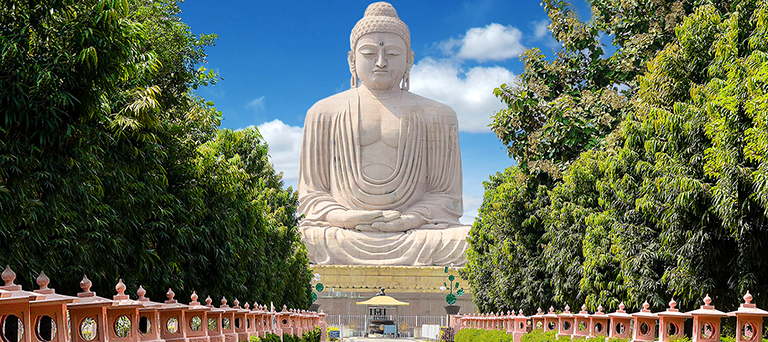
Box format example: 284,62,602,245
179,0,591,224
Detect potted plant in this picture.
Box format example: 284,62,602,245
440,264,465,314
309,272,324,312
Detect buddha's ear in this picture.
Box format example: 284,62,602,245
348,51,358,88
348,51,355,73
406,50,415,71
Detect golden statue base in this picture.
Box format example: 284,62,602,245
312,265,476,316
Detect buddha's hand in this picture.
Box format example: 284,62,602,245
352,210,401,232
326,210,396,231
420,223,450,229
371,212,425,233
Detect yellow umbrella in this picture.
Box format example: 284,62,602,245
356,295,409,306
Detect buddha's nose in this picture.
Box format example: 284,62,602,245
376,53,387,68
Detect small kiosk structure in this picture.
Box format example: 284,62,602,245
689,294,727,342
607,303,632,340
589,305,609,338
632,301,658,342
656,298,691,342
355,289,409,337
728,291,768,342
531,308,545,331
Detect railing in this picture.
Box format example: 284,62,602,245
0,266,327,342
397,315,447,338
452,293,766,342
324,314,447,338
325,314,367,337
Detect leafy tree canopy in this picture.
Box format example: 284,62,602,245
0,0,311,308
465,0,767,313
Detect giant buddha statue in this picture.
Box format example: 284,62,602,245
298,2,470,266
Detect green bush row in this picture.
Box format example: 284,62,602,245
245,328,321,342
457,328,768,342
455,329,634,342
455,328,514,342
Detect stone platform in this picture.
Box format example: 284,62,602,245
312,265,477,316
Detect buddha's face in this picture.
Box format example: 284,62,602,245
351,32,412,91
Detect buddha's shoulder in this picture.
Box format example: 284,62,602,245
306,89,357,116
404,92,457,118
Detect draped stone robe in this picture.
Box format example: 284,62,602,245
298,88,470,266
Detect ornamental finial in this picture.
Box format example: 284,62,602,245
190,291,199,305
2,265,15,286
36,271,50,290
137,285,147,301
116,279,126,296
80,275,92,292
165,288,176,303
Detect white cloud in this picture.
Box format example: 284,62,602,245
442,23,525,62
529,19,561,52
256,119,303,187
533,20,550,40
409,57,516,133
460,194,482,225
247,96,265,112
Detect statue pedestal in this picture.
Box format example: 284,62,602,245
312,265,476,317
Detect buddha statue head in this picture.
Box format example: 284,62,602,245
349,2,415,91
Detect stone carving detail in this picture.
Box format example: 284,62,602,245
298,1,469,265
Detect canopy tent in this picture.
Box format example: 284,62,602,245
356,289,409,336
356,295,409,306
356,288,409,306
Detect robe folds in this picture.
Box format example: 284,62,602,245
298,89,470,266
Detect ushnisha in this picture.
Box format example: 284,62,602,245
297,2,470,265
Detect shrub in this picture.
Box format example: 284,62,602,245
521,330,557,342
455,328,514,342
606,337,630,342
262,334,281,342
301,328,321,342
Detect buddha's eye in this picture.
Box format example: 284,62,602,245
359,48,376,56
386,48,402,56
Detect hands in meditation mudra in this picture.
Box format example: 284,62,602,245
298,2,470,265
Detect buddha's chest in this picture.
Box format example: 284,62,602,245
358,107,403,180
359,108,401,147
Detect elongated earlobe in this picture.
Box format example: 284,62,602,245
401,50,414,91
349,52,358,88
350,70,359,88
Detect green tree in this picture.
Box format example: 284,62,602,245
464,0,734,312
0,0,311,308
587,0,768,309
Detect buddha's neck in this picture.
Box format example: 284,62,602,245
358,86,403,101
